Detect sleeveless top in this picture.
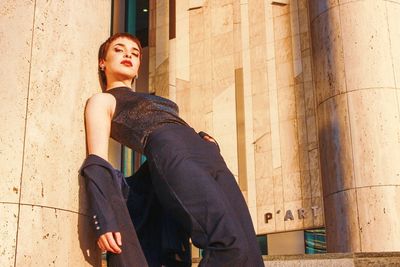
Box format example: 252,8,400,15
105,86,189,153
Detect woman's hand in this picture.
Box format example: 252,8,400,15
198,131,220,151
202,135,217,144
97,232,122,254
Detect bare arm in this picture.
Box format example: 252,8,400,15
85,93,114,159
85,93,122,254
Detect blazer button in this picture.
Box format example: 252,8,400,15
96,226,100,230
94,221,99,225
93,215,97,219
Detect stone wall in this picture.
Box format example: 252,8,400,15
0,0,111,266
309,0,400,252
149,0,324,235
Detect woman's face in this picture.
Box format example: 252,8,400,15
100,37,141,85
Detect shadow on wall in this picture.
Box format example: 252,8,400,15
77,171,101,266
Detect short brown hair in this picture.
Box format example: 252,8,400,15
98,32,142,89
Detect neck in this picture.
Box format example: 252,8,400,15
106,80,133,91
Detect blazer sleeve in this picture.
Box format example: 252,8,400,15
80,154,149,266
81,163,120,239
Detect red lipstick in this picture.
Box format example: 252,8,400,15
121,60,133,67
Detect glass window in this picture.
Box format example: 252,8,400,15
304,228,327,254
257,235,268,255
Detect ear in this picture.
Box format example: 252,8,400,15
99,59,105,69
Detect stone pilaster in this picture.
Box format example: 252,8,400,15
309,0,400,252
0,0,111,265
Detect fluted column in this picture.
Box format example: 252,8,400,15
0,0,111,266
309,0,400,252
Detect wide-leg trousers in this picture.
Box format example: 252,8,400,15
144,124,264,267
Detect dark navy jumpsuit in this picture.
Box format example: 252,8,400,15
106,86,264,267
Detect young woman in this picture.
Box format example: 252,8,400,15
84,32,264,267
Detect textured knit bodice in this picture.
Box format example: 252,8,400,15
105,87,188,153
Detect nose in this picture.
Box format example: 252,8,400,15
124,53,131,58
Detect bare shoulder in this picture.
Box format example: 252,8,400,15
87,92,115,106
85,92,116,117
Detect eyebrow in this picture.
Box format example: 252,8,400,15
113,43,140,52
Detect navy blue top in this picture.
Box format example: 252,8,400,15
105,87,188,153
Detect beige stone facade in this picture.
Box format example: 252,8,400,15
309,0,400,253
149,0,324,236
149,0,400,254
0,0,111,266
1,0,400,266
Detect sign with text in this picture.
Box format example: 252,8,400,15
264,206,320,223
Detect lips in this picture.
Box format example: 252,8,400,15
121,60,133,67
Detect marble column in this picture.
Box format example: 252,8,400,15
309,0,400,252
0,0,111,266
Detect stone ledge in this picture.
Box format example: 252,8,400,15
262,252,400,267
193,252,400,266
263,251,400,261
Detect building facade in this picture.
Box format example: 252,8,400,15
1,0,400,266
